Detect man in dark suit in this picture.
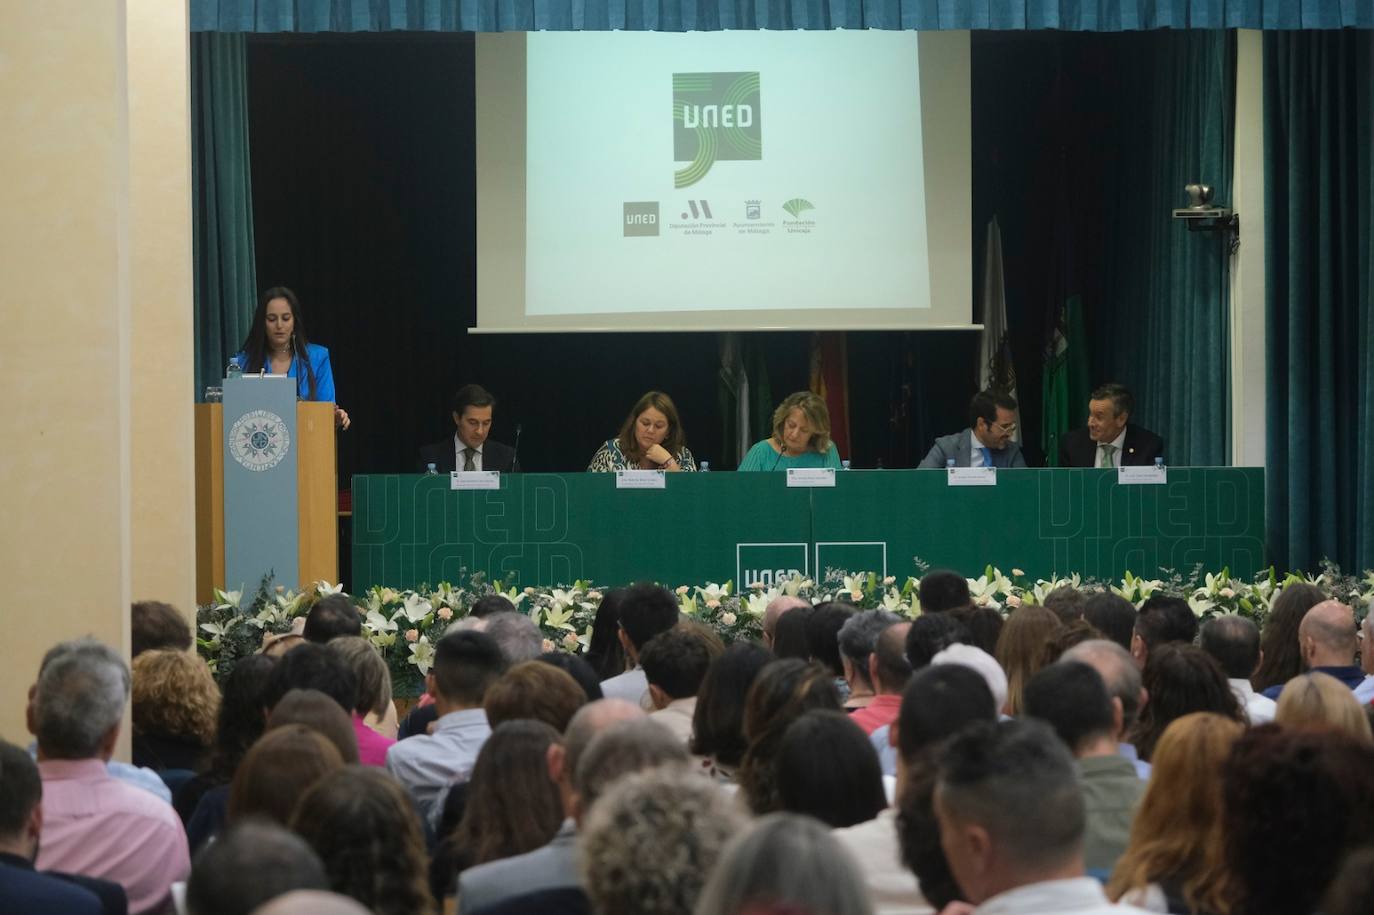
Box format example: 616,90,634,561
1058,383,1164,468
918,390,1029,469
419,384,519,473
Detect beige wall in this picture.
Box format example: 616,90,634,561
1230,30,1266,467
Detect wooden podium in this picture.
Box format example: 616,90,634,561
194,401,338,603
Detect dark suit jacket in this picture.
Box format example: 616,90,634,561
418,437,518,473
0,853,106,915
1058,424,1165,468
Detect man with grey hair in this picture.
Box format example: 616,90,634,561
479,610,545,663
31,638,189,914
1200,615,1276,724
935,719,1150,913
1060,639,1150,780
456,699,649,914
763,595,809,651
837,609,903,712
851,621,912,736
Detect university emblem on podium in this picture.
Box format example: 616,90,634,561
229,410,290,472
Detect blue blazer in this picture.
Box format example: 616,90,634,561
918,429,1028,469
233,343,335,402
0,854,105,915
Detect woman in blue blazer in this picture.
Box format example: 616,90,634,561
234,286,350,429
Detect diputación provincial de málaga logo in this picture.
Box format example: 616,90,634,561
229,409,291,472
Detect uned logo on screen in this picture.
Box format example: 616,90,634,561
673,72,762,190
623,201,660,237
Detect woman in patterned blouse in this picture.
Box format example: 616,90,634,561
587,391,698,472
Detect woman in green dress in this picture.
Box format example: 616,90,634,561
738,391,843,471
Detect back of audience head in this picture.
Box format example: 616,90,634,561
1023,661,1115,756
1132,643,1240,762
837,609,903,693
678,617,727,659
186,820,328,915
559,699,646,802
775,710,886,828
994,604,1062,715
872,621,913,695
430,629,506,709
302,593,363,643
484,660,586,732
917,570,972,613
261,641,359,716
1107,713,1244,914
1132,594,1199,667
931,643,1008,715
0,739,41,857
32,637,129,760
762,595,809,650
895,663,997,764
694,813,874,915
267,689,360,763
580,765,745,915
1223,724,1374,915
1276,671,1373,742
905,612,970,670
1299,599,1358,668
253,891,371,915
586,587,630,679
934,719,1085,905
1323,846,1374,915
468,593,516,619
949,604,1003,656
1041,618,1105,669
325,636,392,720
1252,581,1327,691
1200,613,1263,681
536,650,604,701
210,654,277,776
640,625,714,709
738,659,842,812
227,724,344,826
478,610,545,663
1061,639,1144,743
131,647,220,751
1041,585,1086,623
805,601,856,677
1082,592,1137,651
691,641,773,770
131,600,192,657
770,602,814,660
614,582,682,662
572,717,689,815
292,766,435,915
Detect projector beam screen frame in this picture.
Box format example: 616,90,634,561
474,30,975,334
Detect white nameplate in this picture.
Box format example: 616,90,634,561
1118,466,1167,485
947,467,997,486
787,468,836,488
450,471,501,490
615,470,666,489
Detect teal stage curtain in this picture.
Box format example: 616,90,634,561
1095,31,1235,468
192,33,259,399
190,0,1373,32
1265,29,1374,573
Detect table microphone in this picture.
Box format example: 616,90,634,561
511,423,523,472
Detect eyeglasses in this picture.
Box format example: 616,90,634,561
992,421,1018,434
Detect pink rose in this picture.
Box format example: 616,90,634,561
437,606,453,621
405,629,419,642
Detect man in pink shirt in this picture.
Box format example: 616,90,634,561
850,621,913,735
30,638,190,915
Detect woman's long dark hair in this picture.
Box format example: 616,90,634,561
240,286,318,399
615,390,686,464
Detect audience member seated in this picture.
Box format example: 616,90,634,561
31,638,190,915
1131,644,1241,763
584,588,630,682
870,615,973,776
850,622,912,735
185,820,328,915
302,593,364,643
476,610,545,663
469,594,518,619
292,766,436,915
536,651,605,702
1081,592,1137,652
1042,585,1086,623
131,600,192,658
770,602,815,660
1250,581,1326,693
889,665,997,913
994,604,1062,715
807,601,859,701
1106,712,1244,915
1024,662,1144,877
1062,640,1152,779
837,610,904,713
266,689,361,763
776,710,886,828
949,604,1003,656
1358,611,1374,705
1041,618,1107,668
599,582,681,707
579,764,744,915
386,630,503,823
762,595,810,651
639,625,714,746
130,649,218,774
1275,671,1374,742
325,636,397,764
1200,614,1277,724
432,720,564,899
455,699,647,915
916,570,973,614
1130,596,1200,670
696,813,875,915
1322,845,1374,915
1262,599,1367,700
739,659,842,814
931,644,1009,716
1223,725,1374,915
934,719,1151,914
0,739,115,915
261,641,360,719
227,724,343,828
690,641,773,783
484,660,587,733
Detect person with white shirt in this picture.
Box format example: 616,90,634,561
1057,383,1164,469
599,582,681,708
417,384,519,473
1200,615,1277,724
639,625,713,748
918,390,1028,469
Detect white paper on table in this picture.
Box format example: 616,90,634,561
450,471,501,490
615,470,667,489
787,468,837,488
1118,465,1167,485
947,467,997,487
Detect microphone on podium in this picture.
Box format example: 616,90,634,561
511,423,523,472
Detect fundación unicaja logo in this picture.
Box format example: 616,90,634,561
673,72,762,189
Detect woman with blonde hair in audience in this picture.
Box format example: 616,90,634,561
131,648,220,773
325,636,398,762
1108,712,1245,914
1275,671,1374,742
993,604,1062,715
